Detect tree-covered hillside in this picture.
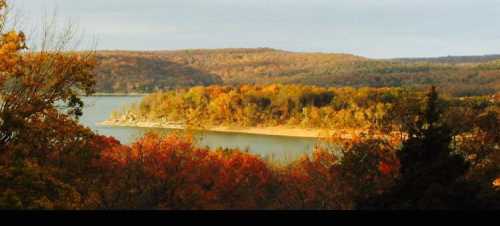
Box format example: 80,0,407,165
394,54,500,64
94,48,500,96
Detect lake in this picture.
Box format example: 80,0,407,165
79,96,322,163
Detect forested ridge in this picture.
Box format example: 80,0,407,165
394,54,500,64
95,48,500,96
0,0,499,210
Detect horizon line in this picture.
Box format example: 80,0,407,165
91,47,500,60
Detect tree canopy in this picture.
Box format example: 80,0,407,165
94,49,500,97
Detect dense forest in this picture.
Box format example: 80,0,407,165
109,84,500,134
95,49,500,96
394,54,500,64
0,1,498,210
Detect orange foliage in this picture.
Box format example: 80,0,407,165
94,133,274,209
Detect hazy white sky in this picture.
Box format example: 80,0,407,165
14,0,500,58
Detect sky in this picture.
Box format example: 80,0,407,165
13,0,500,59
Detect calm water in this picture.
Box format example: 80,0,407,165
79,96,320,163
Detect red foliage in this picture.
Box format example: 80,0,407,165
378,161,393,175
92,132,275,209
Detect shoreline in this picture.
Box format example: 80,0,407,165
89,93,150,97
97,120,340,138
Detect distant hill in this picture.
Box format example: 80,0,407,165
393,54,500,64
94,48,500,96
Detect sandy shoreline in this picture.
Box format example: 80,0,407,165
89,93,150,96
97,120,337,138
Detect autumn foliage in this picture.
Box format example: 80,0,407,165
95,49,500,97
81,132,400,210
110,84,499,138
110,84,408,131
94,133,276,209
0,0,498,210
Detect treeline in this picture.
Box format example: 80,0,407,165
1,1,499,210
394,54,500,64
3,86,500,209
110,84,500,132
95,49,500,96
94,52,223,93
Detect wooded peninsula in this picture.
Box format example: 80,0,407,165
103,84,499,138
1,0,499,210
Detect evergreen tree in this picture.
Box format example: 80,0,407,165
357,86,485,209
